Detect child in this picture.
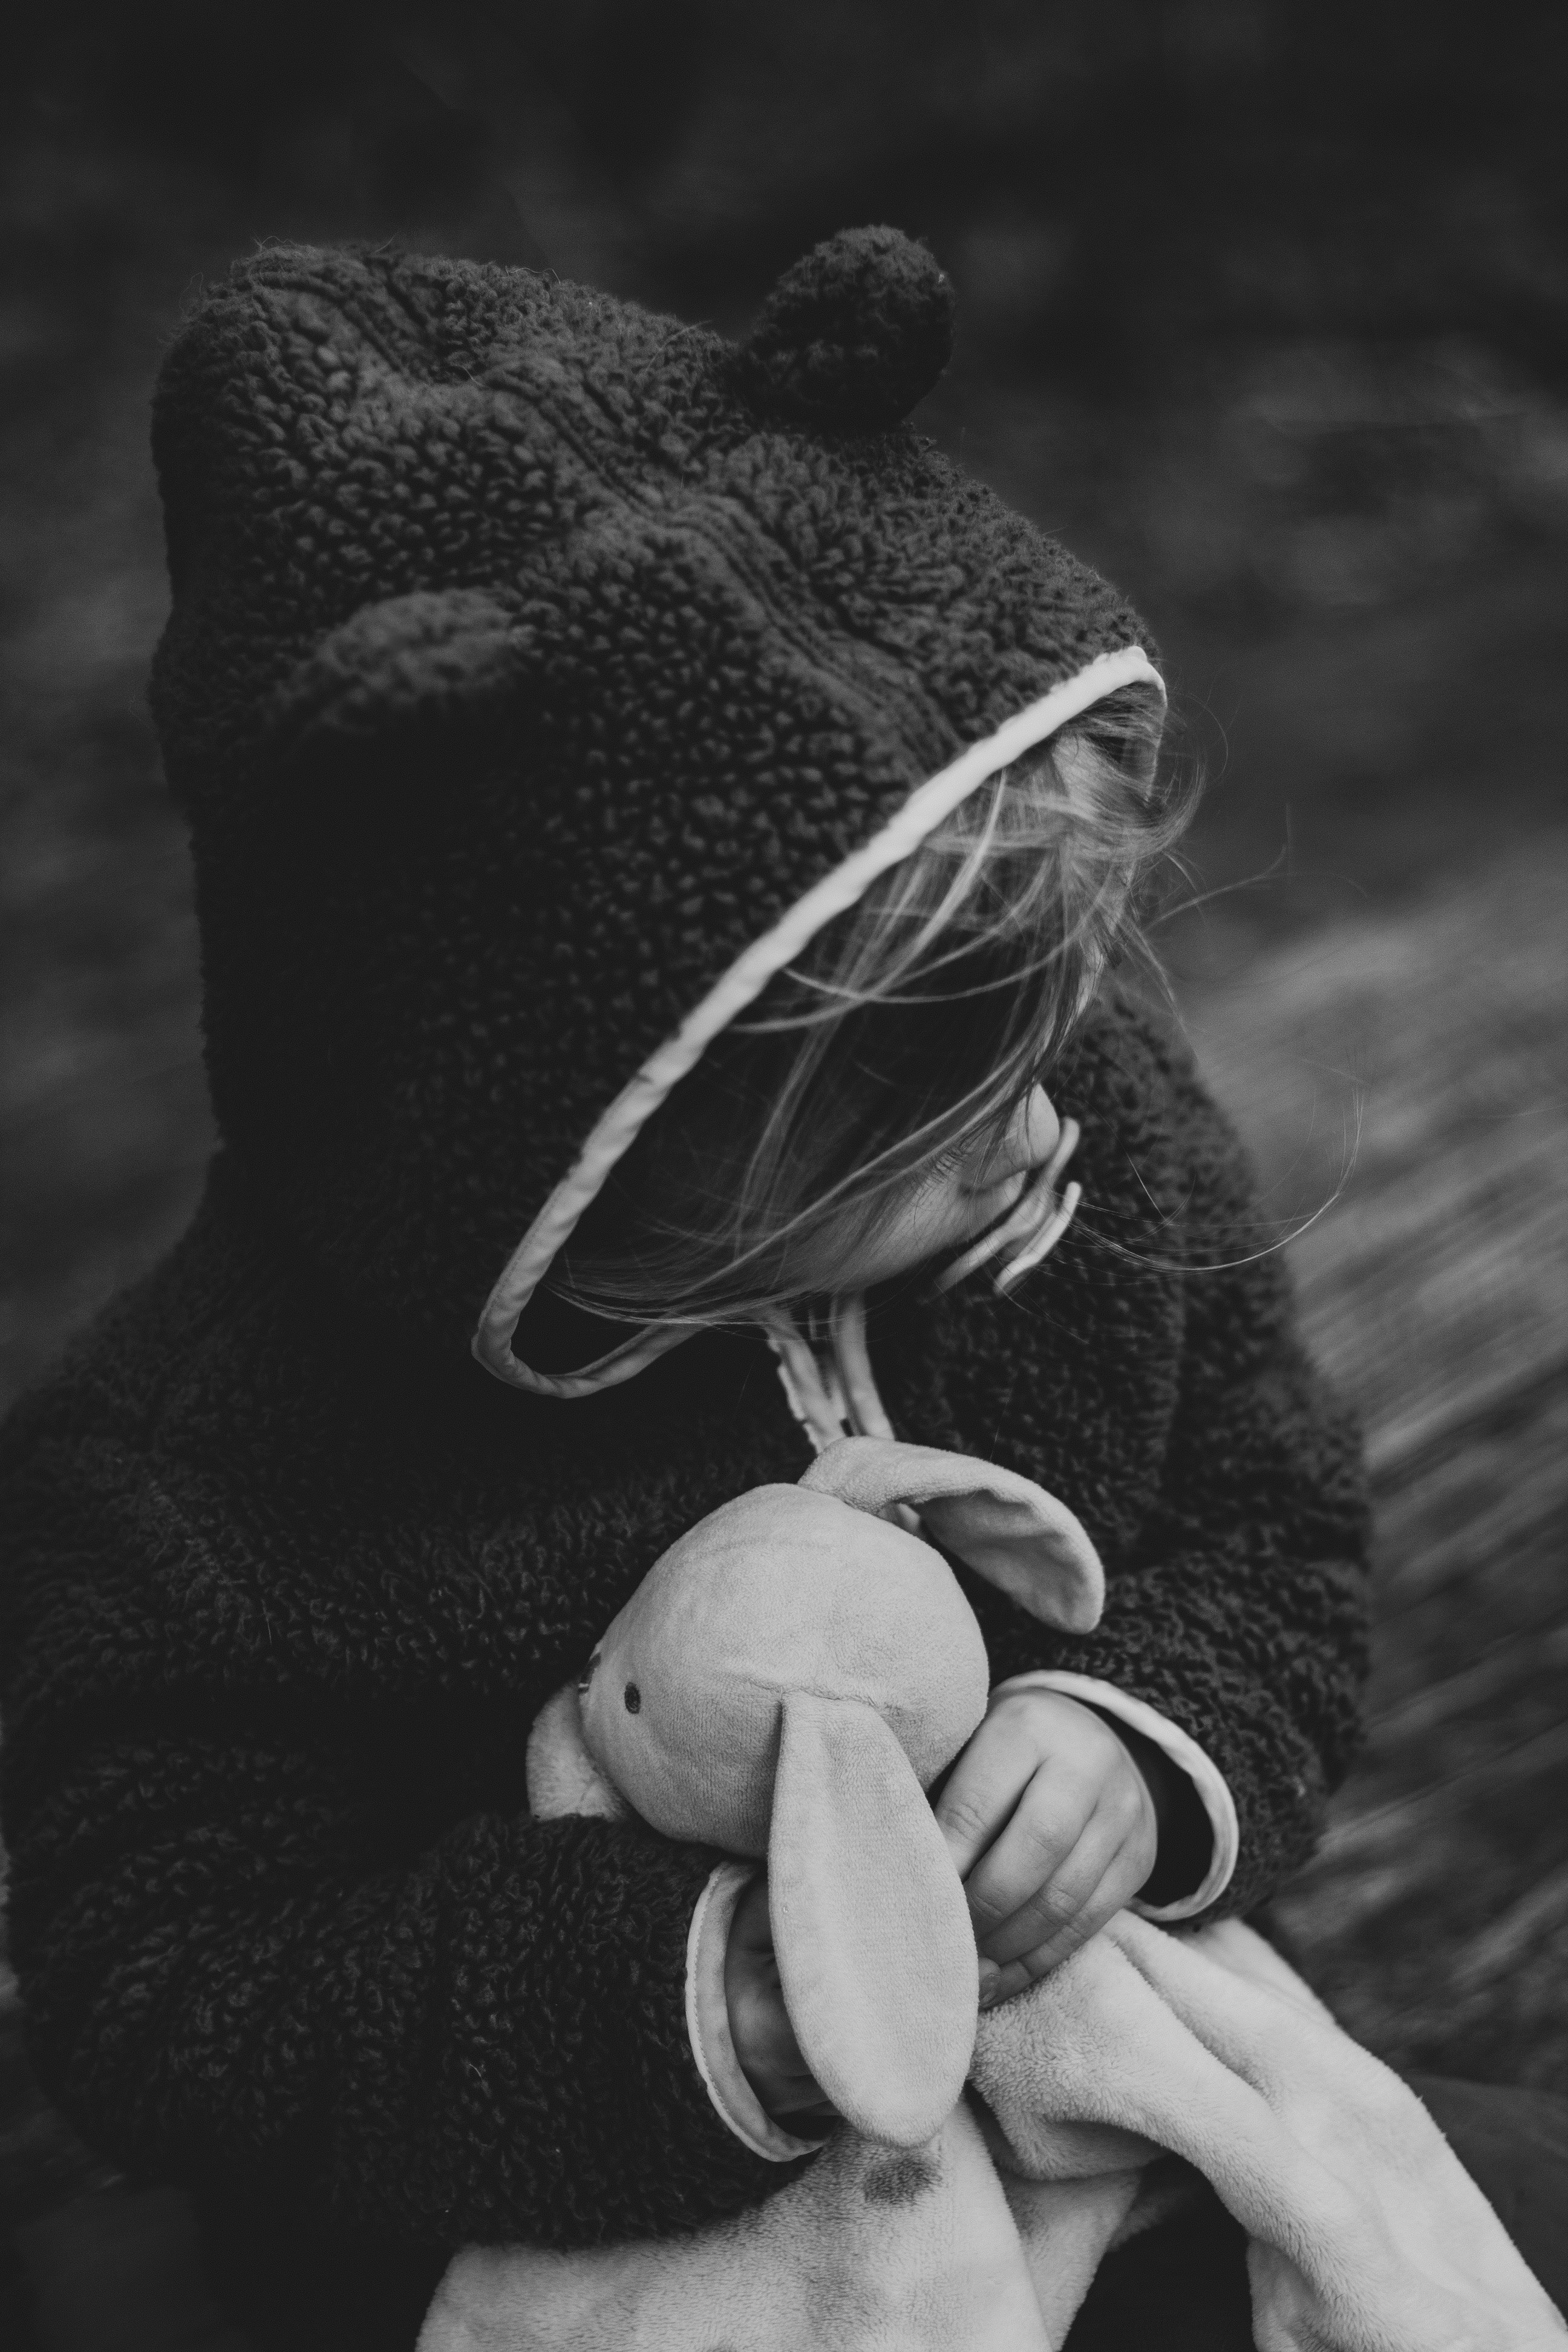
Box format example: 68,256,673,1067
0,228,1375,2347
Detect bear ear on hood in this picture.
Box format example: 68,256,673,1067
264,588,535,778
736,225,955,433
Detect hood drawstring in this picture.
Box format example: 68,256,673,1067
765,1122,1082,1460
765,1302,923,1533
765,1310,856,1455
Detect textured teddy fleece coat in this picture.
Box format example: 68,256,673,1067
0,238,1368,2349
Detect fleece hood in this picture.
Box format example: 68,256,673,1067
149,227,1159,1368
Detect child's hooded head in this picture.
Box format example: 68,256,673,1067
150,226,1184,1379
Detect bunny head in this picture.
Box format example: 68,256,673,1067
578,1479,989,1853
577,1436,1106,2146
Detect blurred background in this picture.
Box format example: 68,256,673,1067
1,3,1566,2342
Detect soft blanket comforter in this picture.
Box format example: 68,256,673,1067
421,1869,1563,2350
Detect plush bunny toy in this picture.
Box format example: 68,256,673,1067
528,1434,1105,2148
440,1442,1564,2352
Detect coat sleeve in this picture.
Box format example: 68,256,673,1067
0,1445,793,2255
958,1025,1372,1919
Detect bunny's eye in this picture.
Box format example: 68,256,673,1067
623,1681,641,1714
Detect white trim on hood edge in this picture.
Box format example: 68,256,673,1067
471,644,1166,1397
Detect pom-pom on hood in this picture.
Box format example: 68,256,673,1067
736,223,956,428
149,227,1158,1367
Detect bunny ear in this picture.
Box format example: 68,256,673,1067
768,1691,976,2148
801,1436,1105,1633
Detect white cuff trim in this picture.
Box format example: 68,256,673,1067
685,1863,829,2164
990,1671,1240,1919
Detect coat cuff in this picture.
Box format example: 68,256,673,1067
989,1670,1239,1918
685,1862,829,2164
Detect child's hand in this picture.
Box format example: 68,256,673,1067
724,1873,836,2126
934,1690,1158,2005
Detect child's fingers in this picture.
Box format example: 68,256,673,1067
963,1742,1148,1947
932,1707,1047,1878
977,1832,1154,2004
731,1974,830,2114
724,1874,834,2120
969,1794,1128,1964
940,1712,1048,1872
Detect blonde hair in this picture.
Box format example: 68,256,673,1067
557,687,1194,1327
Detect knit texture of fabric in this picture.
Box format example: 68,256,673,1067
0,232,1368,2350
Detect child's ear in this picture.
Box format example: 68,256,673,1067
768,1690,976,2148
802,1436,1105,1633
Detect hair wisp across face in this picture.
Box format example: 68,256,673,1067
549,675,1197,1342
